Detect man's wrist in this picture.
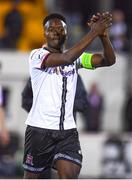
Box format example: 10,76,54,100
99,34,109,40
89,30,98,38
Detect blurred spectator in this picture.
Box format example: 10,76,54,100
101,134,126,178
86,82,103,132
44,0,58,13
0,86,10,146
124,139,132,178
123,85,132,132
0,63,22,178
110,9,129,52
64,12,84,47
56,0,83,47
58,0,98,27
0,130,21,178
0,65,12,178
0,1,23,49
114,0,132,26
17,0,47,51
73,74,90,130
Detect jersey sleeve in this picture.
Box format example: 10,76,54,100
76,52,95,70
29,49,50,69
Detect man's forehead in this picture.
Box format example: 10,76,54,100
50,18,62,25
45,18,67,28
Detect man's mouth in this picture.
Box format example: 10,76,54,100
53,37,60,41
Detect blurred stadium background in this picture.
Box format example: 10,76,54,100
0,0,132,178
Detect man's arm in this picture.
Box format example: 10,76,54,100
91,33,116,68
21,78,33,113
89,12,116,68
42,15,111,68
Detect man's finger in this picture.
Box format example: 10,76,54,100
91,14,100,22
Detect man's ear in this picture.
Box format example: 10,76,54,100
43,28,47,36
43,28,47,42
65,34,68,40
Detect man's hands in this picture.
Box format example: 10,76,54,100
87,12,112,37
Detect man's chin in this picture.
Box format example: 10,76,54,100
51,42,62,49
53,39,65,47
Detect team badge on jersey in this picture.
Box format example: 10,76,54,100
26,154,34,166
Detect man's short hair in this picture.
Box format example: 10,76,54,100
43,13,66,26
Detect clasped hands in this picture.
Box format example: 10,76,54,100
88,12,112,37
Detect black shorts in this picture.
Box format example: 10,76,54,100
23,125,83,173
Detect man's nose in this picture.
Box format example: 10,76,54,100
54,29,60,35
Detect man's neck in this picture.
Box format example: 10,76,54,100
44,45,64,53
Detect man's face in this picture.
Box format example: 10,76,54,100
44,18,67,50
